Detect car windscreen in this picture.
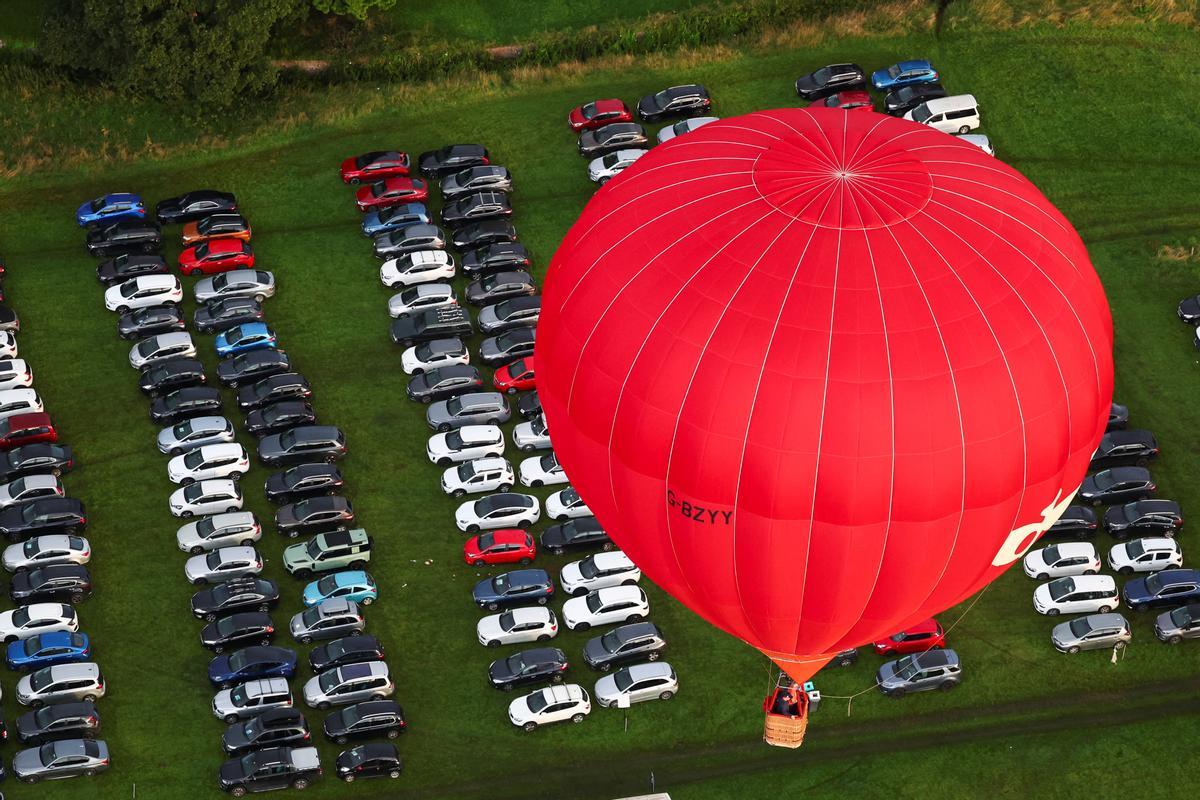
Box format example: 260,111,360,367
1145,573,1164,594
445,398,464,416
120,281,141,298
29,669,56,691
455,462,478,482
498,611,516,631
1067,617,1093,638
894,656,920,679
813,67,831,84
614,669,635,692
1041,545,1060,565
1170,606,1193,627
1125,540,1146,558
1048,578,1075,601
911,104,933,123
581,102,598,119
585,593,605,613
578,557,599,580
183,449,207,469
89,197,106,212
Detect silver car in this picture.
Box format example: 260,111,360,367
0,474,64,511
426,392,510,433
212,677,292,723
184,546,263,586
128,331,195,369
194,270,276,304
3,534,91,573
1051,613,1131,653
17,662,106,707
441,166,513,200
1155,603,1200,644
289,598,365,644
158,416,236,456
13,738,110,783
594,661,678,708
875,649,962,697
303,661,393,710
176,512,262,555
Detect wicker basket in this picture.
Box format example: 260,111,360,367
762,678,809,748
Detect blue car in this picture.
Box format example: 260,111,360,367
207,645,297,687
6,631,91,671
361,203,431,238
472,568,554,611
1124,568,1200,611
76,193,146,227
302,570,379,607
215,322,278,358
870,59,939,91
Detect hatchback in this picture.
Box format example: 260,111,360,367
221,707,309,757
169,478,243,518
1154,603,1200,644
289,599,366,644
1108,537,1183,574
322,699,406,744
1022,542,1102,580
335,742,402,783
16,662,105,707
1033,575,1119,616
1051,613,1131,654
875,649,960,697
303,661,393,710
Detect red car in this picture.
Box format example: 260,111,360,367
819,91,874,111
871,618,945,656
493,357,535,395
0,412,57,450
178,239,255,276
463,530,536,567
568,99,633,132
340,150,411,184
355,177,429,212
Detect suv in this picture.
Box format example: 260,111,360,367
221,707,310,756
390,306,473,348
218,745,322,795
257,426,346,467
582,621,667,671
212,677,293,724
875,649,962,697
303,661,394,709
283,529,372,579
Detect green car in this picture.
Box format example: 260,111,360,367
283,529,372,579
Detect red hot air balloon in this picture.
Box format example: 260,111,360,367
536,108,1113,685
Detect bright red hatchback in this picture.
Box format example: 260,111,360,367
871,618,946,656
463,530,536,567
340,150,411,184
355,177,429,212
819,90,875,111
493,357,536,395
0,412,57,450
568,99,633,132
178,239,255,276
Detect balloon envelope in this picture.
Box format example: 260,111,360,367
536,108,1113,682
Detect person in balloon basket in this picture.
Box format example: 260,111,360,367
771,682,803,717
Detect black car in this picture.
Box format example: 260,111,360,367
85,220,162,257
883,82,948,116
195,296,265,335
0,444,74,482
372,224,447,259
335,742,402,782
322,700,406,744
582,621,667,671
149,386,223,425
578,123,650,157
516,390,541,420
221,707,309,757
1177,294,1200,324
265,464,344,505
418,144,490,177
479,327,537,367
1046,505,1098,539
218,745,322,794
636,84,712,122
217,350,291,388
10,564,92,603
1090,429,1159,469
189,213,250,240
201,611,276,653
308,635,385,674
390,306,473,348
0,498,87,541
139,357,207,395
540,516,611,555
1108,402,1129,432
155,190,238,224
1078,467,1156,506
465,271,537,306
15,701,100,745
450,219,517,250
794,63,867,100
192,577,281,621
479,295,541,334
440,192,512,228
441,165,512,200
118,303,186,340
96,253,169,286
462,243,531,279
406,365,482,404
238,373,313,411
487,647,568,691
245,401,317,438
472,569,554,611
258,426,346,467
1104,499,1184,540
276,496,354,539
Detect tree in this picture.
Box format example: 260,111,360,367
39,0,309,108
310,0,397,21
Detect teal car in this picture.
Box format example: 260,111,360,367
215,322,277,358
302,570,378,607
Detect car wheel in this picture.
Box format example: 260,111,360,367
350,560,366,570
602,542,615,552
343,774,355,783
575,622,591,632
1118,566,1133,575
518,520,531,530
71,591,86,604
295,569,313,579
1098,605,1112,614
193,577,207,586
181,476,195,486
499,483,512,492
537,597,548,606
523,721,537,732
436,458,452,467
226,506,238,513
486,639,501,648
486,602,499,612
437,423,452,433
23,775,39,783
571,713,585,723
938,680,957,692
292,778,309,790
520,444,534,452
1035,572,1048,581
1114,641,1126,650
659,690,675,701
30,699,43,709
422,396,433,405
598,177,610,186
889,688,906,699
171,447,184,456
530,480,543,488
626,614,644,622
453,489,466,499
1084,568,1098,575
190,268,203,277
389,769,401,778
1169,634,1183,644
361,596,374,606
506,387,518,395
472,559,486,567
224,714,240,724
288,530,299,539
536,634,551,642
317,701,331,710
300,635,312,644
181,510,193,518
117,306,130,314
518,557,532,566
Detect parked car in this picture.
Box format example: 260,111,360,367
463,530,535,567
1109,536,1183,574
2,533,88,574
192,577,280,622
334,742,401,783
85,220,161,257
380,250,456,289
456,492,539,533
355,177,428,212
158,415,235,456
473,569,554,611
816,90,873,111
427,424,504,466
1022,542,1102,580
427,391,510,432
13,738,110,783
16,662,105,707
308,635,385,674
595,662,677,708
302,571,377,608
883,82,947,115
170,479,243,518
96,253,168,286
516,391,541,420
636,84,712,122
139,357,206,395
184,545,262,585
208,646,297,689
588,149,648,184
0,603,78,642
1125,568,1200,611
245,401,317,438
489,647,568,692
441,192,512,227
195,296,266,335
871,59,939,91
216,323,278,358
289,599,365,644
870,619,946,656
1033,575,1119,616
1108,402,1130,431
14,701,100,745
221,707,308,756
264,464,344,505
148,389,218,427
341,150,410,184
178,239,254,276
656,116,719,143
794,63,867,99
129,331,196,369
1090,429,1159,469
176,512,262,555
418,144,490,177
104,274,182,313
479,295,541,334
569,99,633,131
465,271,536,307
76,192,145,226
303,661,393,709
390,307,473,348
212,678,292,724
10,564,93,604
541,517,610,555
258,426,346,467
0,305,19,332
0,475,62,513
0,445,73,482
321,699,405,744
1050,612,1131,654
441,166,512,200
195,270,276,304
480,327,537,367
1177,294,1200,324
118,303,186,340
217,350,291,388
560,551,640,597
0,498,87,541
546,487,591,521
578,123,649,157
955,133,994,155
201,612,275,654
477,606,558,648
6,631,90,671
237,373,312,411
1077,467,1155,505
451,220,518,250
373,224,446,259
562,585,649,631
582,621,666,671
1104,500,1183,542
181,213,252,246
407,365,482,405
0,332,16,360
463,243,531,280
156,189,237,224
218,746,322,795
276,496,354,539
904,94,980,134
519,451,567,488
508,684,590,731
513,414,551,451
282,529,372,579
361,203,430,238
0,412,55,450
168,443,250,486
441,456,513,498
389,284,457,321
1048,505,1099,538
875,649,960,697
1154,603,1200,644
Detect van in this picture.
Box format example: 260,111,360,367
904,94,980,134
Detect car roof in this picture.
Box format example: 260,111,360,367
330,570,370,585
595,585,645,603
510,606,553,623
610,621,661,641
45,662,100,679
315,597,356,614
245,677,290,693
1048,541,1094,556
542,684,585,703
912,648,957,667
1081,613,1127,629
1126,537,1177,550
1099,466,1151,480
1154,569,1200,584
319,528,369,546
899,617,940,635
896,59,933,70
1131,499,1180,514
504,568,551,586
1103,429,1156,445
920,94,977,112
339,660,388,679
130,274,179,289
468,456,509,471
623,661,674,681
1071,574,1117,589
456,425,502,444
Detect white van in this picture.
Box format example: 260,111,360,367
905,94,980,134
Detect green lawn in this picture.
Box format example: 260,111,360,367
0,13,1197,800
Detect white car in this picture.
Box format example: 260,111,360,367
0,474,63,511
518,452,568,488
594,662,677,708
560,551,641,597
656,116,719,143
545,487,591,521
954,133,994,156
157,415,236,456
0,359,32,390
1108,537,1183,575
441,457,514,498
427,425,505,466
380,250,455,290
183,545,263,585
0,333,17,360
588,149,648,184
0,389,41,421
1022,542,1101,580
104,274,183,313
176,511,262,555
388,283,457,319
128,331,196,369
1033,575,1120,616
2,534,90,573
508,684,590,732
455,492,540,533
0,603,78,642
167,443,250,485
401,338,469,376
562,585,650,631
194,270,276,304
513,415,551,452
477,606,558,648
169,478,244,518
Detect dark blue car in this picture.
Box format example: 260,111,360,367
361,203,431,238
6,631,91,671
1124,568,1200,611
471,568,554,611
76,193,146,227
207,645,297,688
870,59,939,91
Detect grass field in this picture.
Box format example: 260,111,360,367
0,10,1198,800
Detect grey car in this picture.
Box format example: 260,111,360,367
194,270,276,304
13,738,110,783
477,295,541,334
442,165,513,200
289,598,366,644
258,425,347,467
213,677,293,724
373,224,447,260
303,661,393,710
1155,603,1200,643
594,661,678,708
158,415,236,456
426,392,510,432
17,662,106,707
875,649,961,697
1051,613,1132,654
